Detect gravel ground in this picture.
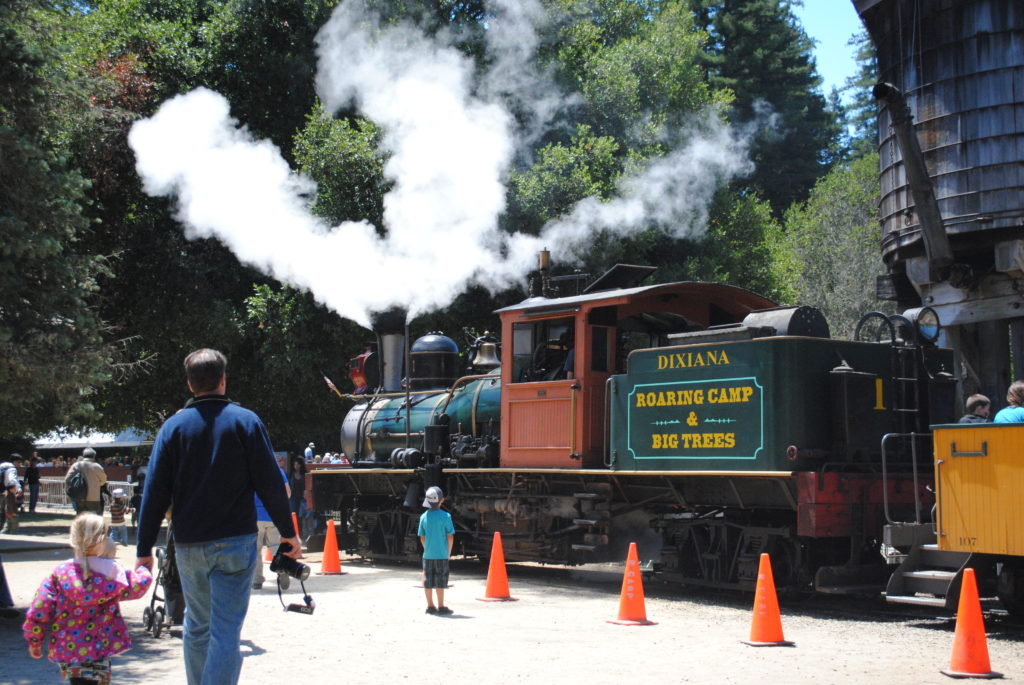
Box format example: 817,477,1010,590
2,515,1023,684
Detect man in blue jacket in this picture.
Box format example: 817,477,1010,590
136,348,299,685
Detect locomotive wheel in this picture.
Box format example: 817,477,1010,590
143,606,154,631
769,537,805,589
153,607,165,638
997,561,1024,618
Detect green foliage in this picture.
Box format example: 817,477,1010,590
0,0,112,437
203,0,340,153
840,30,879,160
505,125,621,235
292,104,389,228
233,284,364,447
550,0,712,147
770,153,884,338
1,0,867,447
691,0,842,214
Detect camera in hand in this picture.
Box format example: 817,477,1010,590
270,542,310,581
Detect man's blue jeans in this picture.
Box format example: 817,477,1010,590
176,533,257,685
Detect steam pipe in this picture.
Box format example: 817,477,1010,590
405,321,411,450
872,83,954,279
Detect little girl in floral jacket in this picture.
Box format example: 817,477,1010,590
23,512,152,684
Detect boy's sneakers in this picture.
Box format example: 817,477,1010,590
425,606,438,615
437,606,453,615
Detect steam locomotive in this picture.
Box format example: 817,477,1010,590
308,254,1024,613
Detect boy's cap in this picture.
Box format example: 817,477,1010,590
112,488,125,496
422,486,443,508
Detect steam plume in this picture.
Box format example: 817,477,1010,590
128,1,754,327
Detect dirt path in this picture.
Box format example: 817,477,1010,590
2,516,1023,684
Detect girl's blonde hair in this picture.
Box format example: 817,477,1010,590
70,513,109,579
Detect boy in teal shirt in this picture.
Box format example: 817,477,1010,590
418,486,455,615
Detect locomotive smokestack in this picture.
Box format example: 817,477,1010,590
369,306,407,393
530,248,553,298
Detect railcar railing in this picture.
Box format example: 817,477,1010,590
34,478,137,511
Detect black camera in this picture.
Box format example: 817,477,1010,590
270,542,310,581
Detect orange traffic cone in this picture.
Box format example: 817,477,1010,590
263,545,273,563
742,553,793,646
607,542,655,625
941,568,1002,678
317,519,345,575
477,532,518,602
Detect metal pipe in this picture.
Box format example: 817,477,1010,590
603,376,614,468
872,83,954,278
910,434,921,524
880,432,895,524
437,374,497,415
569,382,580,457
405,321,411,450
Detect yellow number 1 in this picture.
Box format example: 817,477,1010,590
874,377,886,410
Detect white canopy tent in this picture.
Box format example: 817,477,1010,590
33,428,154,451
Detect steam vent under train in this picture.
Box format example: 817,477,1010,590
854,0,1024,403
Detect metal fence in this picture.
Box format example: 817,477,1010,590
36,478,136,512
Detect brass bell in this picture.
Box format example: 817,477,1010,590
471,342,501,370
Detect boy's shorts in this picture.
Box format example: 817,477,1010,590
422,558,450,589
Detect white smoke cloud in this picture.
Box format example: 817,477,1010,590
128,0,755,328
477,0,578,150
506,116,753,268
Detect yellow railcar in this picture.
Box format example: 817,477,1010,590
934,424,1024,557
932,424,1024,614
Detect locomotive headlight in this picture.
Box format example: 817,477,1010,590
908,306,941,344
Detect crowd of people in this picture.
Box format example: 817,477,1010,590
308,452,349,464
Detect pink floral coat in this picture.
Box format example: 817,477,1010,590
22,558,152,664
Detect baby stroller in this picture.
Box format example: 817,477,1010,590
143,529,185,638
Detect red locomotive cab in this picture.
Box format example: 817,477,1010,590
497,278,775,469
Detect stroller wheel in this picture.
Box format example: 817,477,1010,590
143,607,154,631
153,607,165,638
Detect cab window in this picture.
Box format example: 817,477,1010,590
512,317,574,382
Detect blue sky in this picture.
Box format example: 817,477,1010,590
792,1,865,98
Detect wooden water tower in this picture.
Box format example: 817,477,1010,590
854,0,1024,407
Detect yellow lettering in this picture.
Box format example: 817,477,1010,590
719,351,729,365
636,393,646,408
671,432,738,449
653,433,680,449
874,377,886,410
656,392,666,407
658,355,668,370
